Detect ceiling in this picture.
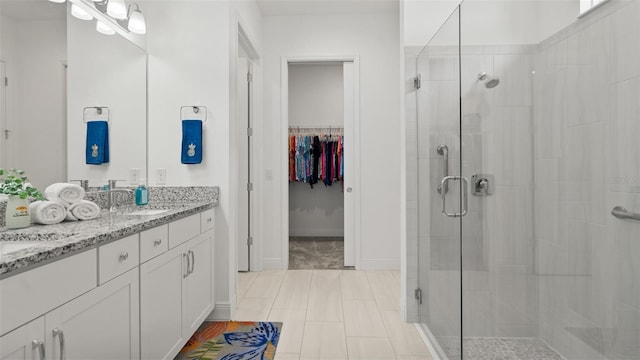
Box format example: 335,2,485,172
1,0,66,21
256,0,399,16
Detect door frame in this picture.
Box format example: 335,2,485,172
279,55,361,269
0,61,6,168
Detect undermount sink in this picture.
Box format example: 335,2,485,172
125,209,170,216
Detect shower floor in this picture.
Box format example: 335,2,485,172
438,337,565,360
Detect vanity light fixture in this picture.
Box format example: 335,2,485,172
106,0,127,20
48,0,66,3
126,3,146,34
71,4,93,20
96,20,116,35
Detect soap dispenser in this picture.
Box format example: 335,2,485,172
135,179,149,206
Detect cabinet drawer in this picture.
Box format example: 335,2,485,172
168,214,200,249
200,209,215,233
0,249,96,336
98,234,139,285
140,225,169,263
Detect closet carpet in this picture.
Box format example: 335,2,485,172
289,237,353,270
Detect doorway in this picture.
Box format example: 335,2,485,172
281,57,360,270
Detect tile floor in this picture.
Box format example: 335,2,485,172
235,270,433,360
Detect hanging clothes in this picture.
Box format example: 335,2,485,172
288,129,344,188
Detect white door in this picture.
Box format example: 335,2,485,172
0,317,45,360
183,232,214,336
140,245,185,360
237,56,252,271
343,62,356,267
46,268,139,360
0,61,7,169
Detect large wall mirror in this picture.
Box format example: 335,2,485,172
0,0,147,191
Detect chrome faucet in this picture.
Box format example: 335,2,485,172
69,179,89,192
107,180,133,212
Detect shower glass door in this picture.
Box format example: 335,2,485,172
416,6,463,359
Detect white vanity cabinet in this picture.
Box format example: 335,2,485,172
0,207,216,360
0,318,45,360
45,268,140,360
140,212,215,360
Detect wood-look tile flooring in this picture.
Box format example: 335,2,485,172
236,270,433,360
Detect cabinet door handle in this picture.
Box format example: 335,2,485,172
32,339,45,360
153,239,162,246
119,252,129,262
52,328,65,360
183,253,190,278
189,250,195,275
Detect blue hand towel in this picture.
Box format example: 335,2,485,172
181,119,203,164
85,120,109,165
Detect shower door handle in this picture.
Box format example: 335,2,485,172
440,176,468,218
436,144,449,194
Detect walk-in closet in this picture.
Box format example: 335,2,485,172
287,62,353,270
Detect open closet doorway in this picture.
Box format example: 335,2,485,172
284,59,359,270
236,28,258,272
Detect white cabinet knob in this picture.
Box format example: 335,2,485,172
347,187,353,193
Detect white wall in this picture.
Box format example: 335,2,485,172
0,15,66,190
262,10,401,269
288,64,344,237
144,0,263,318
67,14,146,187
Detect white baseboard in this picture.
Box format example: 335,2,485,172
208,301,233,321
360,258,400,270
262,258,285,270
289,229,344,237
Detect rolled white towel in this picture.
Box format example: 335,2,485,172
68,200,101,221
44,183,85,206
29,201,66,225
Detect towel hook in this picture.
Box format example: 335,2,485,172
83,106,110,123
180,105,208,126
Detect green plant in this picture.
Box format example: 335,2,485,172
0,168,44,200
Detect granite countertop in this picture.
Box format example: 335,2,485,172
0,201,217,278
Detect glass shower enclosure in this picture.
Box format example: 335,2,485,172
411,1,640,359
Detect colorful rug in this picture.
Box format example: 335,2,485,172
179,321,282,360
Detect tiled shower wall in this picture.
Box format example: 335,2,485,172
534,0,640,358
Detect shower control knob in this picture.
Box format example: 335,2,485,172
347,187,353,193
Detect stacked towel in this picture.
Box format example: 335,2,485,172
29,201,67,225
67,200,101,221
43,182,100,221
44,183,85,207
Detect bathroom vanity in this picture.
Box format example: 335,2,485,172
0,198,217,360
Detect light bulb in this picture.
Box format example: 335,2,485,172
127,8,146,34
48,0,66,3
71,4,93,21
106,0,127,20
96,21,115,35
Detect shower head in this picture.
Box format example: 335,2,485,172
477,72,500,88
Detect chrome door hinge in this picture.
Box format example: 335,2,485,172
247,128,253,136
415,288,423,304
414,74,421,90
247,72,253,83
247,182,253,192
247,237,253,246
